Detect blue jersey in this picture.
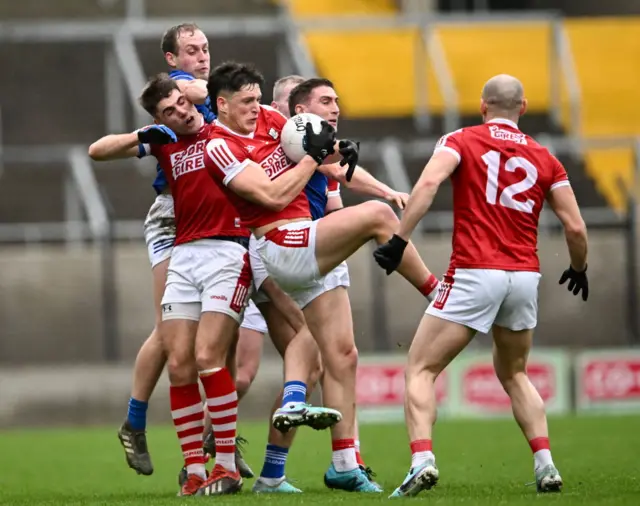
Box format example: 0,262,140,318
305,172,341,220
150,70,216,194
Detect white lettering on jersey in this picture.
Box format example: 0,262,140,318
170,140,206,180
261,145,293,179
488,125,528,145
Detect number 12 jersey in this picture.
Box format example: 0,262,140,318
434,118,570,273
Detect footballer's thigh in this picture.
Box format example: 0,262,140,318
193,239,253,371
314,200,398,276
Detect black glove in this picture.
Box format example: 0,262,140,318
338,140,359,182
303,121,336,164
559,264,588,301
373,234,408,275
137,124,178,145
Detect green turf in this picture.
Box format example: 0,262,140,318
1,415,639,505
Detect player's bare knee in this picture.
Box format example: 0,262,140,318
166,350,197,385
367,201,398,237
326,342,358,375
235,374,252,397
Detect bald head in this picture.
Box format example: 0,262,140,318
272,75,305,117
481,74,525,118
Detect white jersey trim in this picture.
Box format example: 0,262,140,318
434,146,461,164
550,180,571,191
205,138,251,185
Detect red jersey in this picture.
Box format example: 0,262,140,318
435,118,570,272
204,105,311,229
149,123,249,246
327,178,341,198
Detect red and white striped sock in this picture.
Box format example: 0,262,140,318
332,438,358,472
529,436,554,471
199,367,238,473
410,439,434,469
170,384,206,479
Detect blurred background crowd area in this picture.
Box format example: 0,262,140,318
0,0,639,425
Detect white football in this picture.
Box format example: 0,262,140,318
280,112,326,162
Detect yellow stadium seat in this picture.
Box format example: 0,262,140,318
584,148,635,212
564,18,640,137
285,0,397,16
435,23,552,114
304,29,443,117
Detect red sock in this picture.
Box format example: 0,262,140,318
419,274,439,300
170,384,206,468
199,367,238,473
529,437,550,453
410,439,432,454
331,438,358,472
410,439,433,468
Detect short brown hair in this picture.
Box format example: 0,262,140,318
161,23,200,55
139,73,180,116
288,78,335,117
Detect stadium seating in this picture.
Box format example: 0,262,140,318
285,0,397,16
564,18,640,211
293,8,639,212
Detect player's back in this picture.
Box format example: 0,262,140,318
150,123,247,246
436,118,569,272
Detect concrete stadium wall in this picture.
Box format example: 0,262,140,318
0,230,629,367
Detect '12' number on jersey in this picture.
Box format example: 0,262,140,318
481,150,538,214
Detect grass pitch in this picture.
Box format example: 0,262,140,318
0,415,638,505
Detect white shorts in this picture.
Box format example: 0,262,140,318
161,238,253,323
250,231,350,309
253,221,321,291
241,300,268,334
427,268,541,334
143,194,175,268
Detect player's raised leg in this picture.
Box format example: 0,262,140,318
314,201,439,300
492,326,561,492
252,290,323,493
389,314,474,498
117,254,170,476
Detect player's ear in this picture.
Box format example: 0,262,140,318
520,98,528,117
480,99,488,117
294,104,304,115
164,52,177,68
217,96,227,116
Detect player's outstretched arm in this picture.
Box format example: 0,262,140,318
546,185,588,271
88,132,141,161
396,150,459,241
88,125,177,161
323,163,409,209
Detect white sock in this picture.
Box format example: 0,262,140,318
259,476,285,487
186,463,207,480
355,439,361,453
332,447,358,472
534,449,554,471
411,450,435,469
216,450,237,473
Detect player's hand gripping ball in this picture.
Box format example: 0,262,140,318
281,113,335,164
